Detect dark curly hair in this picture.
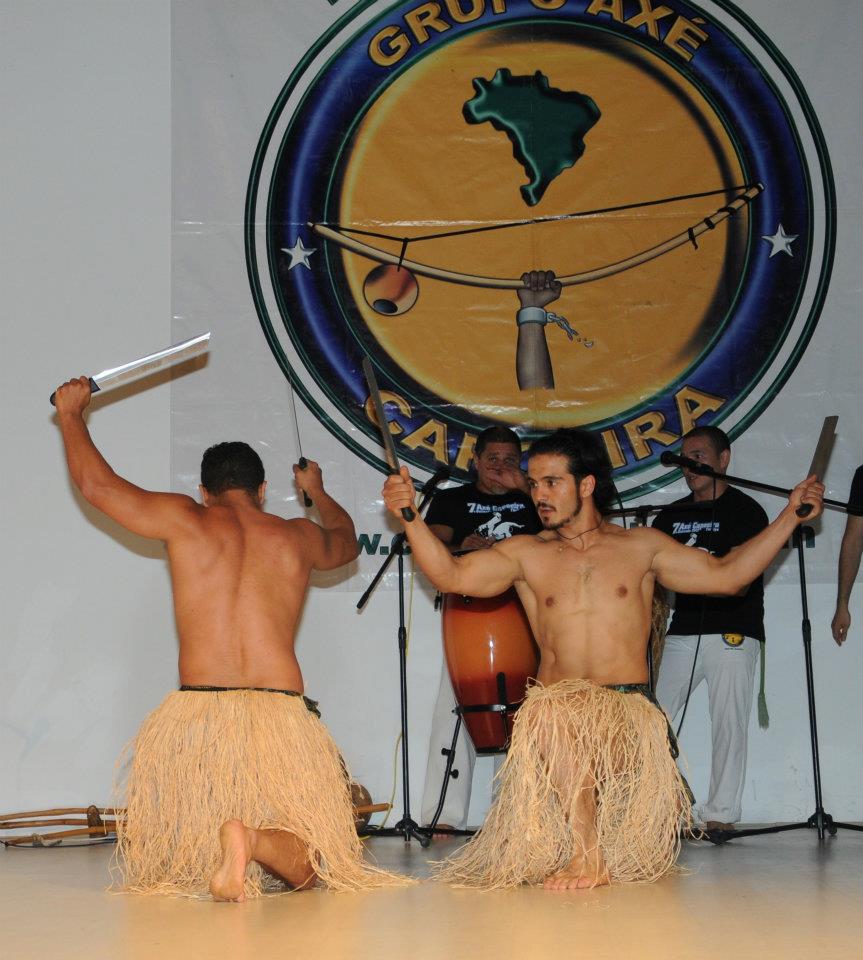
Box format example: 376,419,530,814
527,428,617,516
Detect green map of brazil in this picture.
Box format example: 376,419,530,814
464,69,601,207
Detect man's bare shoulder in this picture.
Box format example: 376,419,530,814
155,492,206,524
168,493,205,512
250,511,306,529
492,532,550,557
607,523,673,548
258,513,326,543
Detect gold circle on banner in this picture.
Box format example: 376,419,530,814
338,26,747,427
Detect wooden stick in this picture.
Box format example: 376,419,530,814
1,804,387,839
0,807,122,820
1,823,118,845
353,802,390,816
0,818,94,830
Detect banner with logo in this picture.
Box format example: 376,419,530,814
172,0,858,587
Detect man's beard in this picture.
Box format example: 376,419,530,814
540,490,582,530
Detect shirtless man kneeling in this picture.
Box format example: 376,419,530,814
383,428,823,890
54,377,406,899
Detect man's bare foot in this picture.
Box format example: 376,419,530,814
543,854,609,891
210,819,253,902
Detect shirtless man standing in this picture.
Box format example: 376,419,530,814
54,376,404,900
383,428,823,890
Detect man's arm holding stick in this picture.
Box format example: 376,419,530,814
651,475,824,595
383,467,521,597
293,460,359,571
53,376,199,540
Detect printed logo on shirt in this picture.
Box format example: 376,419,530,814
671,521,720,536
476,512,525,541
467,501,529,515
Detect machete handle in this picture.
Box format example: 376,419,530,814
49,377,100,407
795,503,813,518
297,457,313,508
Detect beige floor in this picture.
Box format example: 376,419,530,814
1,830,861,960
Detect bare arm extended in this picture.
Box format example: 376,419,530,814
383,467,521,596
54,377,200,540
832,514,863,645
651,476,824,595
292,460,359,571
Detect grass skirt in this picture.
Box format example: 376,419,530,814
435,679,691,889
113,689,408,897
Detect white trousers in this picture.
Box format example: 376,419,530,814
655,633,759,825
420,664,502,828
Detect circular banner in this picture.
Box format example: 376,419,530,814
246,0,834,497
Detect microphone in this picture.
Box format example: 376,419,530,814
659,451,712,475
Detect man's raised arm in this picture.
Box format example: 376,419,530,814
293,460,359,571
651,475,824,596
383,467,521,597
53,377,199,541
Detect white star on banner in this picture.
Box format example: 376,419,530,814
761,224,798,258
282,237,316,270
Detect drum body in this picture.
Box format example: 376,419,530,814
442,588,539,752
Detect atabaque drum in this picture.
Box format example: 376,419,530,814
442,588,539,752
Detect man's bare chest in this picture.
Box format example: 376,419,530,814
522,540,648,606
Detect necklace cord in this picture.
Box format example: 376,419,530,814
554,520,603,542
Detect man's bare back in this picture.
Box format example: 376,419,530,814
168,496,331,690
53,377,358,691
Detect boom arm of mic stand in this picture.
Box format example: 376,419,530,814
357,473,449,611
606,503,668,523
672,466,850,514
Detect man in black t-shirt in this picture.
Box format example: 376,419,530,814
420,426,541,831
424,466,539,549
831,465,863,646
652,426,768,832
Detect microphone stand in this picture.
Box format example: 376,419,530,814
654,460,860,842
357,471,449,848
607,501,717,523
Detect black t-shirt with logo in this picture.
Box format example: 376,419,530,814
651,485,769,642
425,483,541,547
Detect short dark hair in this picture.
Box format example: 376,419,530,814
474,426,522,457
683,425,730,456
200,442,265,496
527,428,617,516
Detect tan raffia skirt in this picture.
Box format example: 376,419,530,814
435,679,692,889
112,688,410,898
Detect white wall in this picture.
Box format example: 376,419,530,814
2,0,862,829
1,1,172,810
